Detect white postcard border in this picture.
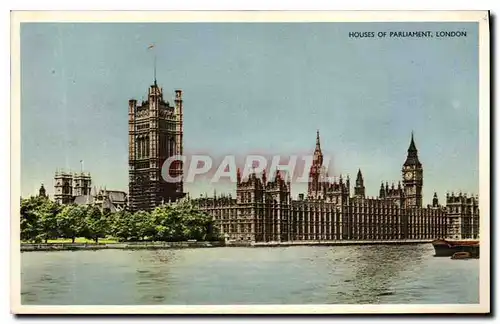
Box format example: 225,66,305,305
10,10,491,315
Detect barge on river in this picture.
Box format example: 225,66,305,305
431,239,479,257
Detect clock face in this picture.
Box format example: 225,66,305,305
405,172,413,180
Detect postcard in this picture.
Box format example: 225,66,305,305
11,10,490,314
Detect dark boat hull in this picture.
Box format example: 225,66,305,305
432,239,480,257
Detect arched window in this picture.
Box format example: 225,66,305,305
169,137,175,157
136,136,142,159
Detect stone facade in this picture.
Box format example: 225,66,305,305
194,132,478,242
128,80,185,212
73,188,128,213
445,193,480,239
54,170,91,205
53,169,126,212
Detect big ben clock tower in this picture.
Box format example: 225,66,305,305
402,132,423,208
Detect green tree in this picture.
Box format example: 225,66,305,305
150,205,177,241
131,210,153,241
56,205,87,243
38,199,61,243
20,196,45,243
110,210,131,242
148,201,218,242
20,193,223,244
84,206,109,243
177,200,216,240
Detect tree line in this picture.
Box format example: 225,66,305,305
20,196,221,244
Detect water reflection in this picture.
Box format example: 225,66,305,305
21,245,479,305
21,256,74,305
351,245,425,303
134,250,176,304
321,244,429,304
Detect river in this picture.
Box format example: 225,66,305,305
21,244,479,305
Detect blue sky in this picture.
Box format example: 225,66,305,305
21,22,479,203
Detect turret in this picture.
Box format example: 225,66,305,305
432,192,439,207
379,182,386,198
355,169,363,185
38,183,47,198
354,169,365,199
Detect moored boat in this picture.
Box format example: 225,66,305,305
451,251,475,260
431,239,479,257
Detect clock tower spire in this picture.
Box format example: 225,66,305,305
402,131,423,208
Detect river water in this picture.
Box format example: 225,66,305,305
21,244,479,305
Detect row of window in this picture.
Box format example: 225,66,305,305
158,120,177,130
210,212,447,224
447,206,480,213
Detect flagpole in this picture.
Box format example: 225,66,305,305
148,44,157,84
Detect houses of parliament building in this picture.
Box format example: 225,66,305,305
128,80,480,242
194,131,480,242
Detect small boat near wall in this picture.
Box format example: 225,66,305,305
451,252,478,260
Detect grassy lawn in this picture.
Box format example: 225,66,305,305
22,237,119,244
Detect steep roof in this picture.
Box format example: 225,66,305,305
403,132,422,167
356,169,363,181
107,191,127,203
73,195,94,205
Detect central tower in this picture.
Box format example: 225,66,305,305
307,130,328,200
402,132,423,208
128,80,184,212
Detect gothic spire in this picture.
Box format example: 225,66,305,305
408,131,417,153
356,169,363,181
404,131,421,166
356,169,364,186
313,129,323,165
316,129,321,151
